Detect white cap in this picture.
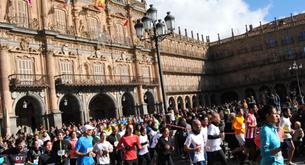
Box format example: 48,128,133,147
84,124,95,131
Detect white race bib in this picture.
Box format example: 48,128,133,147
87,147,93,153
114,141,119,147
275,151,283,161
57,150,65,156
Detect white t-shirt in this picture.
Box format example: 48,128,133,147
280,116,292,139
184,130,205,163
206,124,222,152
150,132,162,149
93,141,113,164
202,127,208,144
139,135,149,155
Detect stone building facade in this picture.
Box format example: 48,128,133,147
205,14,305,105
0,0,206,135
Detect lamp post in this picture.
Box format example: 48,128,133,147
288,61,304,104
134,4,175,114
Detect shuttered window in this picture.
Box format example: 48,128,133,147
93,63,105,83
59,61,73,83
17,58,34,84
54,9,66,32
16,0,29,27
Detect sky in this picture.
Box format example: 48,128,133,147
146,0,305,41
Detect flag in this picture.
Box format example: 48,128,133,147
64,0,70,9
122,19,129,27
27,0,32,5
96,0,105,11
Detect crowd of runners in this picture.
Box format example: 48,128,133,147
0,95,304,165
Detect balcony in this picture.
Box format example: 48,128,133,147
54,74,159,89
166,85,200,93
8,74,48,91
139,77,159,87
55,74,139,88
163,65,203,74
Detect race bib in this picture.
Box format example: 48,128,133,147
87,147,93,153
114,141,119,147
57,150,65,156
33,159,39,164
275,151,282,161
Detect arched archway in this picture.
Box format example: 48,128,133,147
198,94,204,107
259,86,271,104
59,94,81,125
274,84,287,102
168,97,175,109
177,96,183,110
192,95,199,108
221,91,238,104
122,92,135,117
210,94,216,106
89,93,116,119
245,88,256,100
185,96,191,109
144,91,155,114
15,95,44,133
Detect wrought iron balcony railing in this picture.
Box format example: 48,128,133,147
54,74,159,88
8,74,48,90
55,74,138,87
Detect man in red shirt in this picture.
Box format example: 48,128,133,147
245,103,258,162
117,124,142,165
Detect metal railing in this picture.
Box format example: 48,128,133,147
8,74,48,89
54,74,159,87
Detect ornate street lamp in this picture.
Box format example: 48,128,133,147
288,61,304,104
134,4,175,114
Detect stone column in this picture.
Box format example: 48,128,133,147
0,45,12,136
134,47,147,114
41,0,48,29
45,50,62,127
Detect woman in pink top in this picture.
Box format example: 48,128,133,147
117,124,142,165
69,131,78,165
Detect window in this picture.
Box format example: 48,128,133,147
266,38,278,48
87,17,99,39
54,9,66,32
93,63,105,83
16,0,29,27
59,60,73,83
116,64,129,83
17,58,34,84
282,35,293,45
299,31,305,41
286,48,294,59
141,66,151,83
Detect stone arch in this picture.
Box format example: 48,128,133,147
192,95,199,108
259,86,271,105
177,96,183,110
59,94,82,125
245,88,256,100
289,81,301,97
14,93,45,133
122,92,135,117
274,84,287,102
89,93,117,119
210,94,216,106
185,96,191,109
221,91,239,104
168,97,176,109
144,91,155,114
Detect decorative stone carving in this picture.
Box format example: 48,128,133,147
20,38,30,51
29,18,39,29
62,44,69,55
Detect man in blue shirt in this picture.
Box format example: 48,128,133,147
75,124,96,165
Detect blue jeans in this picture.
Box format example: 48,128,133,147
193,161,205,165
